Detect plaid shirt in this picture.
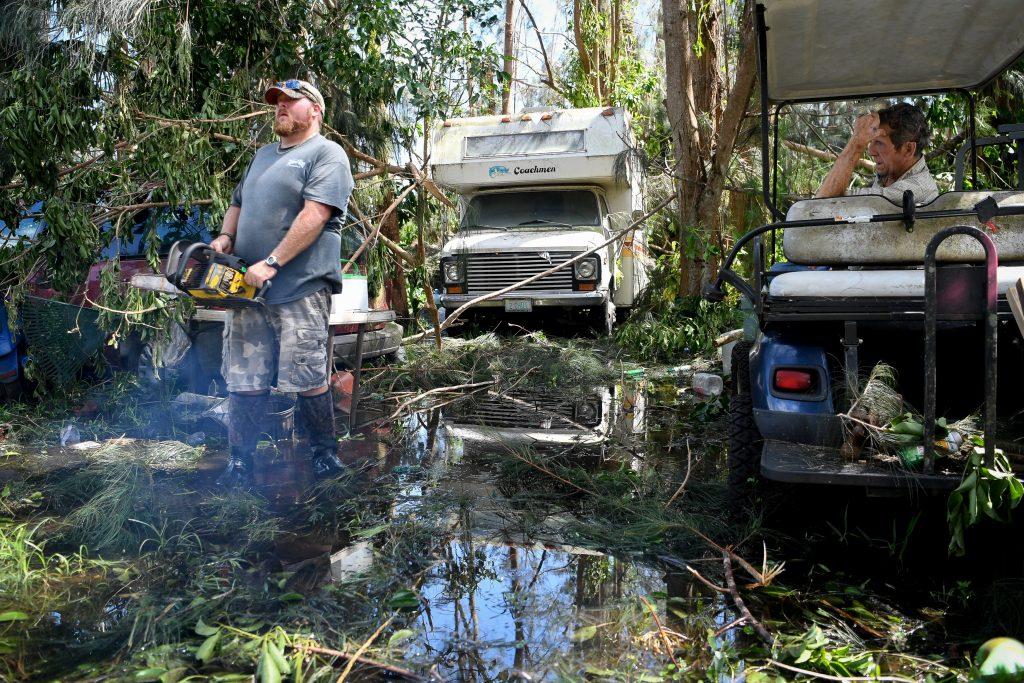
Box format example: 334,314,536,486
848,156,939,204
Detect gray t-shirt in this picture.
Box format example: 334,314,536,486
230,134,353,304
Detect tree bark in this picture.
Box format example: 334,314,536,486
379,188,408,318
609,0,620,103
573,0,599,101
501,0,517,114
663,0,756,296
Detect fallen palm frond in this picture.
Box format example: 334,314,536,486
839,363,979,459
57,440,202,551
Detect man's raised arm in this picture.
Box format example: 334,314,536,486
815,113,878,199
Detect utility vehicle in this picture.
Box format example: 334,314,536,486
430,106,650,335
705,0,1024,498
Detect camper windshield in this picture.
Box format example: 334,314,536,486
461,190,601,230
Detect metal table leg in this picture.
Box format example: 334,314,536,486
349,323,366,433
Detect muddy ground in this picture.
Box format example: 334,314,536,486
0,331,1021,681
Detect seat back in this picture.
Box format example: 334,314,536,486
783,191,1024,265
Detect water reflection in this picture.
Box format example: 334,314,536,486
442,382,647,460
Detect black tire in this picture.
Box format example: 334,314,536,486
587,302,615,337
728,340,763,508
1,377,25,401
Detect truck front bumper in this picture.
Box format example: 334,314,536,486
439,291,607,308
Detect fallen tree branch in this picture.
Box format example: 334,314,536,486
663,438,692,509
347,198,419,268
713,616,749,638
94,198,214,223
639,596,680,668
295,644,422,681
387,380,496,420
135,109,273,125
337,617,393,683
520,0,568,98
714,329,743,348
784,139,875,173
509,449,599,496
407,161,455,209
685,565,729,594
766,660,915,682
440,192,677,332
342,180,421,275
723,551,773,645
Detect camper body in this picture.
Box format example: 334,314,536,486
430,107,648,333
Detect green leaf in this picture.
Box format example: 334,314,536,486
259,646,281,683
354,523,389,538
388,629,417,648
570,625,598,642
194,618,218,636
159,667,189,683
387,588,420,610
134,668,167,681
278,592,304,603
196,631,220,663
0,611,30,622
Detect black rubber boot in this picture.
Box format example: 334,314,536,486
215,447,255,489
216,392,267,489
298,391,344,479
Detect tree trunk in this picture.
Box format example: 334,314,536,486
380,188,408,318
501,0,517,114
573,0,599,101
662,0,755,296
609,0,620,103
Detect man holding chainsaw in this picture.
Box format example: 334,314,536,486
209,78,353,487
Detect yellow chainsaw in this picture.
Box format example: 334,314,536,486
164,241,269,307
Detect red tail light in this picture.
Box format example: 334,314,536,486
774,369,815,392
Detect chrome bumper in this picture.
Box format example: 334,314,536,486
439,291,607,308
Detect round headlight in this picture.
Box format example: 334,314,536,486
575,401,600,424
574,258,598,280
443,261,463,283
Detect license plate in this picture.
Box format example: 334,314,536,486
504,299,533,313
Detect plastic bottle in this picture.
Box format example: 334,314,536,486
899,431,964,468
692,373,724,397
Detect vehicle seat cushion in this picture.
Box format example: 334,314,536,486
768,265,1024,298
783,191,1024,265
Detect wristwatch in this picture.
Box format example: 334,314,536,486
264,255,280,269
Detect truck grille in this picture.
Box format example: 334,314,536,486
464,251,577,295
449,393,578,429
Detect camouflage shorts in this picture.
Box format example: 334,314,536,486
221,289,330,393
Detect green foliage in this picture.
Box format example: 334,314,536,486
616,297,740,362
776,624,880,678
0,0,502,383
0,515,120,675
947,445,1024,556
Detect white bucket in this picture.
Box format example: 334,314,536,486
334,275,369,312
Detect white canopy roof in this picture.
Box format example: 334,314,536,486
762,0,1024,102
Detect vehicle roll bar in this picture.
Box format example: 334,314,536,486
923,227,998,472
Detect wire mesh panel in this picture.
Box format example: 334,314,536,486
20,296,106,384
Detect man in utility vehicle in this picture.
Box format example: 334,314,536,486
816,103,939,204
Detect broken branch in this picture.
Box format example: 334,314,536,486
723,551,773,645
784,139,875,173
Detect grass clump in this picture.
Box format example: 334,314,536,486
0,518,123,677
51,440,202,552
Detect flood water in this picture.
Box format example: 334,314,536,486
2,359,1021,680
